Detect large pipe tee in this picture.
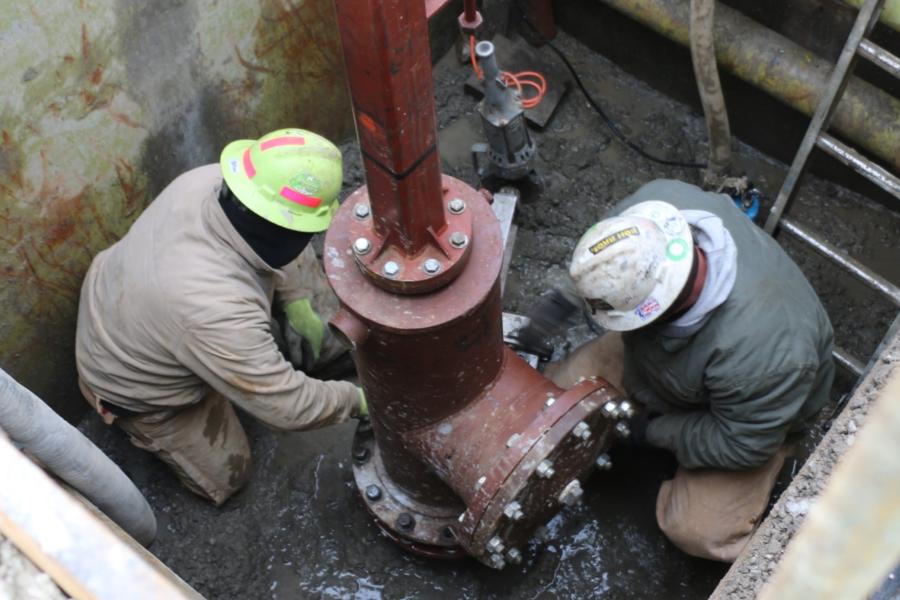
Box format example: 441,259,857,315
327,0,629,567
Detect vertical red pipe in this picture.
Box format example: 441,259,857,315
334,0,447,256
464,0,477,22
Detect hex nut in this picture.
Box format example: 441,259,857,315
486,536,505,554
506,548,523,565
595,453,613,471
448,198,466,214
353,446,370,462
353,237,372,255
615,421,631,438
383,261,400,277
489,553,506,570
396,513,415,531
354,203,371,219
618,400,636,419
602,400,620,419
536,459,556,479
365,485,382,501
423,258,441,274
503,501,525,521
449,231,469,248
572,421,591,441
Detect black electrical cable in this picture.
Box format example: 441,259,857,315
521,17,707,170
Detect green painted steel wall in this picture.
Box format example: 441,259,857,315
0,0,353,421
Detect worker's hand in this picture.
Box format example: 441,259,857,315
357,387,369,418
284,299,325,362
627,410,659,449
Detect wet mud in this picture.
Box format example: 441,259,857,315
79,30,899,599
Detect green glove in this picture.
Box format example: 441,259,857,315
357,387,369,418
285,298,325,362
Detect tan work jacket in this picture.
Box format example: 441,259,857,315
75,165,359,429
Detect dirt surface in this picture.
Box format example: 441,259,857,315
711,323,900,599
78,30,900,600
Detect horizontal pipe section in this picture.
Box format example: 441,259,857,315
780,217,900,307
858,38,900,79
817,134,900,200
598,0,900,171
841,0,900,34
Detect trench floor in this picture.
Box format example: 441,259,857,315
79,29,900,599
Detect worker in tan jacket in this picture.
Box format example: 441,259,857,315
76,128,366,505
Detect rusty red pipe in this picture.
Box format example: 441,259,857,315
464,0,477,22
328,0,625,567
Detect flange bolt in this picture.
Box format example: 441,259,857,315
506,548,523,565
618,400,635,419
486,536,505,554
572,421,591,441
354,203,370,219
536,460,556,479
448,198,466,214
365,485,382,502
353,237,372,255
489,553,506,569
602,400,620,419
595,453,613,471
353,447,370,463
423,258,441,275
383,261,400,277
503,501,525,521
450,231,469,249
615,421,631,438
397,513,415,531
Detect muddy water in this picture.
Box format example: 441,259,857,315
79,30,898,599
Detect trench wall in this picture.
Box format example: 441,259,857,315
0,0,354,421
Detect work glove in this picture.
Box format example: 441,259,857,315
514,286,583,357
284,298,325,362
627,410,660,450
357,387,369,419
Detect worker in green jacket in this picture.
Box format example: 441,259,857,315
548,179,834,562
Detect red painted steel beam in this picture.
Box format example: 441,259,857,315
334,0,445,257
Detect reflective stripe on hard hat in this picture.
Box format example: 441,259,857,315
570,200,694,332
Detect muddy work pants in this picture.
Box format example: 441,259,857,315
544,334,785,563
78,250,346,506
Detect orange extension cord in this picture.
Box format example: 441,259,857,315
469,35,547,109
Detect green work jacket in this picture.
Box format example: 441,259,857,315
615,180,834,470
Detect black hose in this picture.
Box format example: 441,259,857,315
521,16,707,170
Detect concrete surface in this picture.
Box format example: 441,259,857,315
0,534,65,600
0,0,353,421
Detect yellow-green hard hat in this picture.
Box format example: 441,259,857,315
220,128,342,232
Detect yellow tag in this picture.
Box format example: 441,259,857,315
589,227,639,254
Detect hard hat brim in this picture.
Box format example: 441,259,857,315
590,201,695,332
219,139,334,233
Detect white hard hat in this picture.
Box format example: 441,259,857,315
569,200,694,331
